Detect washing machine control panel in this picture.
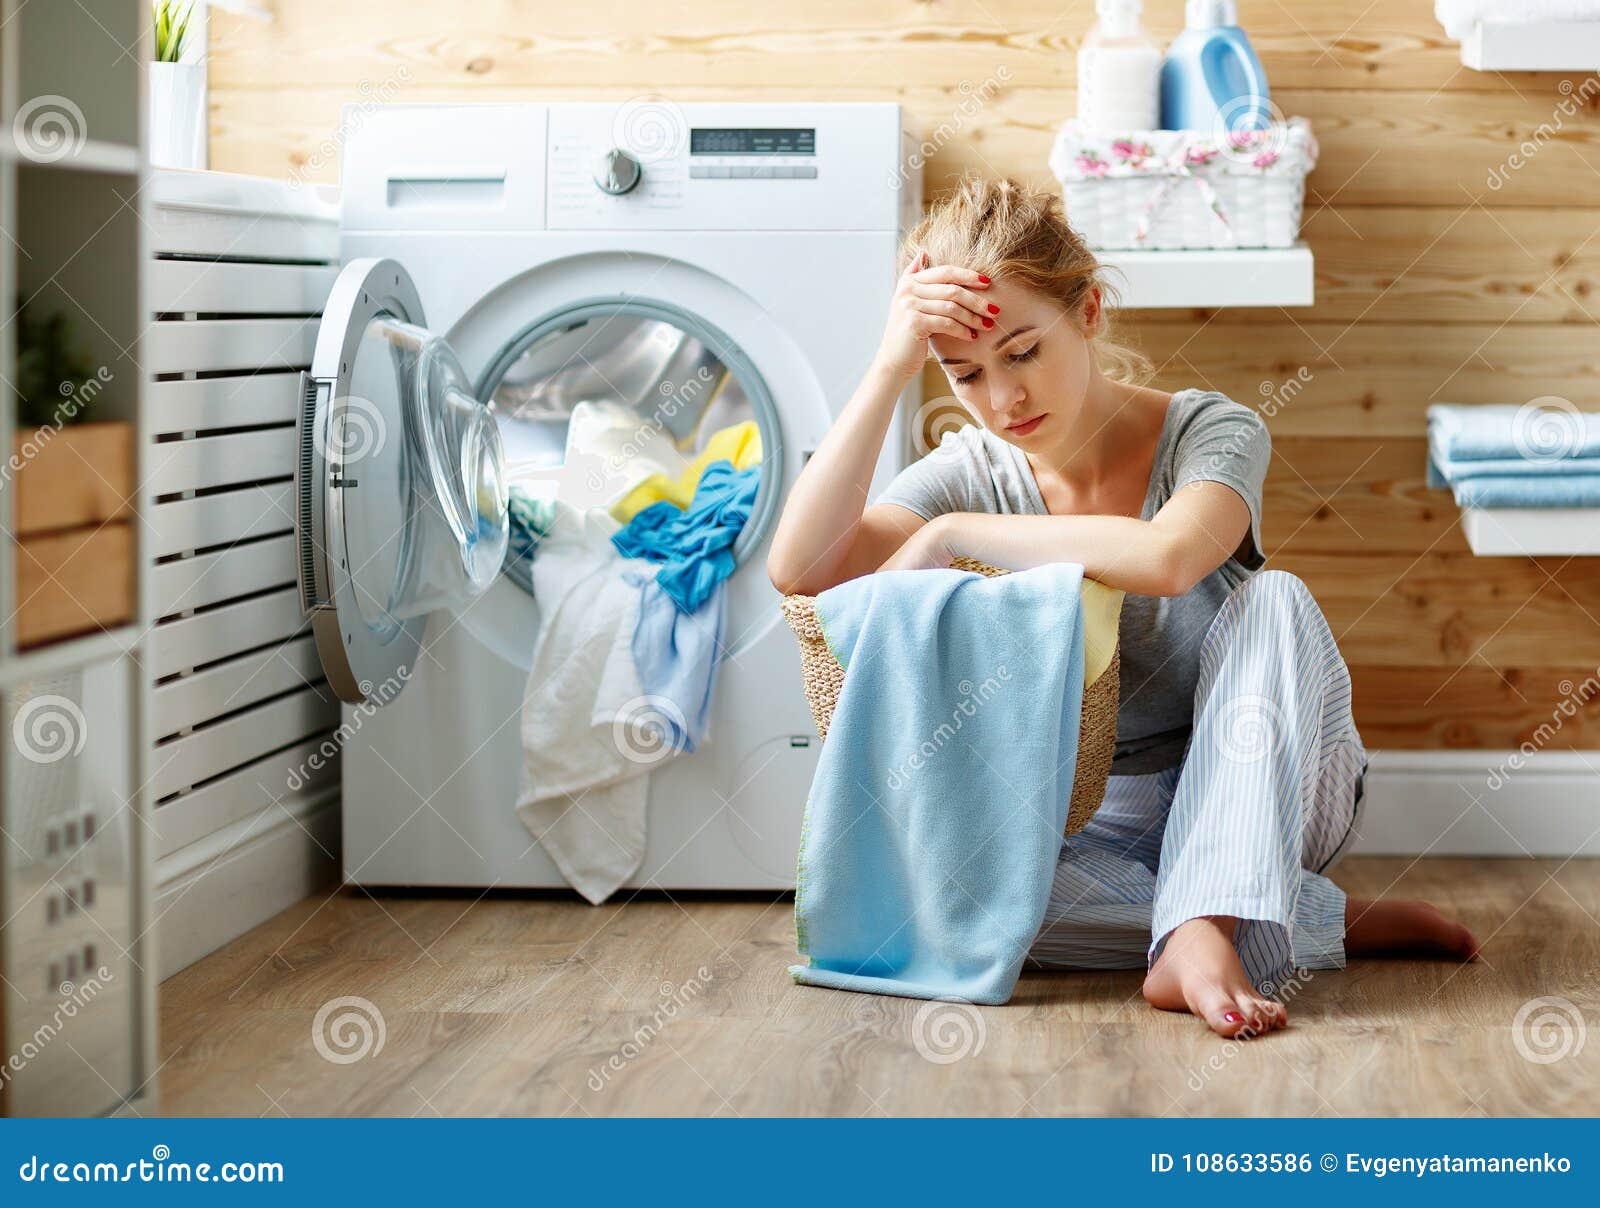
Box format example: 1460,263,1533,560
547,103,901,232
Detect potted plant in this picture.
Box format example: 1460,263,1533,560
149,1,204,169
10,300,135,646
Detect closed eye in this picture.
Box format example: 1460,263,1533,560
953,343,1040,385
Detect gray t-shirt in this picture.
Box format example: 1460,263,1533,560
874,388,1270,774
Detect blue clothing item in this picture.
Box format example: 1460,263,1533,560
1446,475,1600,509
1427,404,1600,508
790,562,1088,1006
624,571,726,755
504,487,558,594
1428,403,1600,465
1028,570,1365,997
610,460,759,613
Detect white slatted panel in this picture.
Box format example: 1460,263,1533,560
146,483,295,559
145,318,318,376
152,635,324,737
147,176,343,852
148,588,309,680
148,429,298,497
147,374,300,433
151,686,339,801
151,534,298,617
152,736,340,860
151,260,339,315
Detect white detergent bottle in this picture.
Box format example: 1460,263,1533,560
1076,0,1162,132
1159,0,1272,133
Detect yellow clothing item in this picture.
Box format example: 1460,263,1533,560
1080,579,1125,689
609,420,763,523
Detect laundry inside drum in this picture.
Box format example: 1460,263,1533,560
484,307,770,591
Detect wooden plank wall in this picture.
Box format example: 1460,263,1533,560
209,1,1600,751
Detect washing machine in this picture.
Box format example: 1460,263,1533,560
295,101,922,890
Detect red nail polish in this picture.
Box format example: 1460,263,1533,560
988,304,1000,314
977,275,991,284
1224,1012,1243,1023
981,317,994,328
970,329,979,339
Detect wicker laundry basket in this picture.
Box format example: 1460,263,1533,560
780,556,1119,838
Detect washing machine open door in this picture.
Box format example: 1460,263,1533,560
297,258,510,705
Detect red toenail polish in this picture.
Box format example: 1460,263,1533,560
1224,1012,1243,1023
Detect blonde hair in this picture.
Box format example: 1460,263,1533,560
900,173,1152,385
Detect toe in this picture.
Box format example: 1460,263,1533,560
1210,1005,1252,1038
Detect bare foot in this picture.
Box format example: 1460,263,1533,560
1344,898,1479,960
1142,915,1288,1039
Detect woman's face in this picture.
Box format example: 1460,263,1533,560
928,278,1101,448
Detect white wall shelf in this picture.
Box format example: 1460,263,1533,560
1097,242,1314,309
1458,21,1600,70
1461,507,1600,556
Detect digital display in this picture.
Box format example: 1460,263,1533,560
690,128,816,156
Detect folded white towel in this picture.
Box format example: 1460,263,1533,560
1436,0,1600,39
516,500,669,904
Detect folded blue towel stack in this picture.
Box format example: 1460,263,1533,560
789,562,1087,1005
1428,402,1600,508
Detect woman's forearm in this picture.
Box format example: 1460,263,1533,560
766,358,913,591
939,511,1190,596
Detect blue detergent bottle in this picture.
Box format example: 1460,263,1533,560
1159,0,1272,134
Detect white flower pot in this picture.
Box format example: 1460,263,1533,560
148,61,206,169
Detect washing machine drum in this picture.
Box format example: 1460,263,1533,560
297,259,510,705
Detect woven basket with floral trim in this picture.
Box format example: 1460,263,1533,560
779,556,1119,838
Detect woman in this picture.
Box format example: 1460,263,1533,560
766,176,1478,1039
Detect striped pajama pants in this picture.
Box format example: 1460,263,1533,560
1026,569,1370,997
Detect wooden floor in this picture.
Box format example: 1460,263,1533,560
158,858,1600,1116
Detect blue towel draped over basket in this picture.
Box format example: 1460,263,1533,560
789,562,1088,1005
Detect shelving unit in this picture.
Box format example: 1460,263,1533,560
1461,508,1600,557
0,0,156,1117
1457,21,1600,71
1099,242,1314,309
